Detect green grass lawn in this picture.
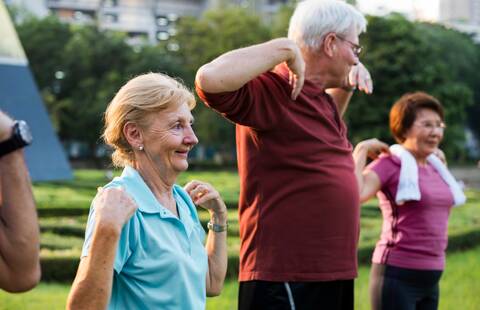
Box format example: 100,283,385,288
34,169,480,267
25,169,480,306
1,245,479,310
207,244,480,310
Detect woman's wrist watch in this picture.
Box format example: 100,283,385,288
0,120,33,158
207,221,228,232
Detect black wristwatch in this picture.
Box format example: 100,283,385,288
0,120,33,158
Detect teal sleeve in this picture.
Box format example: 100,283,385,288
81,200,97,258
113,217,135,273
81,181,135,273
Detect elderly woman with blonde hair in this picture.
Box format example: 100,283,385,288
66,73,228,309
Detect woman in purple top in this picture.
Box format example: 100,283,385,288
353,92,455,310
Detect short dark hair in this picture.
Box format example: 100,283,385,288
389,92,444,143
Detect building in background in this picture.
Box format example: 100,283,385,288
4,0,49,17
439,0,480,40
356,0,439,22
5,0,289,45
440,0,480,25
355,0,480,40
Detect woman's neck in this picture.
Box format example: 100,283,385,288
402,144,428,166
134,162,178,215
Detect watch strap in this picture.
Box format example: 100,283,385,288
207,221,228,232
0,122,29,158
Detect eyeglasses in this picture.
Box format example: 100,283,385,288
336,35,362,57
414,121,447,132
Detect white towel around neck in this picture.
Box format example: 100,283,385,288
389,144,466,207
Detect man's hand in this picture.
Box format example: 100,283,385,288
0,111,14,142
94,187,138,233
285,43,306,100
346,62,373,94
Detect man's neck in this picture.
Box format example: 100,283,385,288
303,51,337,91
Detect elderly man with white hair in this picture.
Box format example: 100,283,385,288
196,1,372,309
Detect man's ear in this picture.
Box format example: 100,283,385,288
123,122,143,149
323,33,337,58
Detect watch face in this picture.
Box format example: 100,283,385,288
17,121,33,144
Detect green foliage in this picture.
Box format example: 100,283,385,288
12,8,480,162
268,1,295,38
174,8,271,79
345,14,475,160
172,8,271,148
15,16,70,89
14,17,186,156
40,256,80,282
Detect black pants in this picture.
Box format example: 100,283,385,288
238,279,354,310
370,264,443,310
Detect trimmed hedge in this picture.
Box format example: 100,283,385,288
41,256,80,282
40,255,239,283
41,225,86,237
38,208,90,217
38,201,238,218
40,229,480,282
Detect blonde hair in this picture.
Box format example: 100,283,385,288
103,73,196,167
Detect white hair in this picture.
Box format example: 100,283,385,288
288,0,367,50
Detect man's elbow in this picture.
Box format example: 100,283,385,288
1,263,41,293
195,65,213,91
196,65,226,94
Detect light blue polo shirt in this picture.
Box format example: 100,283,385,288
81,166,208,310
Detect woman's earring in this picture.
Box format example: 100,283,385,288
138,145,144,151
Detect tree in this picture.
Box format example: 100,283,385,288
14,8,480,162
270,1,295,38
345,14,474,160
16,17,187,157
270,9,478,160
172,8,272,150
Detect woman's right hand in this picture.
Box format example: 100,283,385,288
355,138,390,160
94,187,138,233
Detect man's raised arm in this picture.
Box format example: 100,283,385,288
196,38,305,100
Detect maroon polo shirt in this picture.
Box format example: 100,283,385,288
196,64,360,281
